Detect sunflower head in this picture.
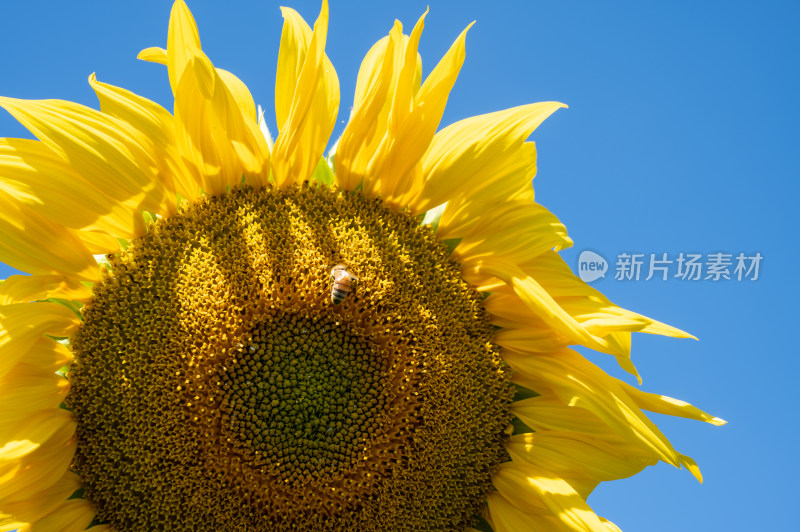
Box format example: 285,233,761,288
0,1,723,531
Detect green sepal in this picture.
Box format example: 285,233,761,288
473,515,494,532
142,210,158,226
420,202,447,231
311,156,335,186
45,297,84,320
510,416,535,435
68,487,86,500
512,383,540,401
442,238,461,255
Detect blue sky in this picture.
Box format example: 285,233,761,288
1,1,797,530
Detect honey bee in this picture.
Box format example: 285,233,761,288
329,264,358,305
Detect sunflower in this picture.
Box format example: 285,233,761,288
0,2,724,531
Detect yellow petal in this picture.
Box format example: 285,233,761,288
506,432,656,484
17,498,95,532
137,46,168,65
0,97,165,217
480,250,696,380
173,54,232,195
505,349,682,468
174,54,270,194
0,471,81,531
490,463,548,514
0,363,69,428
275,6,313,131
334,25,400,191
559,299,649,334
137,42,266,195
217,68,257,121
138,41,264,175
166,0,202,96
10,337,72,376
487,250,693,378
161,1,269,192
375,17,474,207
0,193,101,282
519,251,694,340
0,274,88,304
0,302,78,380
511,395,614,437
0,410,76,499
272,0,340,187
78,230,122,257
678,452,704,483
479,262,683,369
449,201,572,264
495,326,573,355
480,263,616,354
136,51,268,196
0,276,45,305
0,137,144,239
0,411,69,460
358,13,426,200
89,73,189,209
601,517,623,532
386,11,426,133
617,380,726,426
358,10,428,205
415,102,565,214
485,492,548,532
493,461,608,530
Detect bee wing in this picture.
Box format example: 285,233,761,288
325,264,340,281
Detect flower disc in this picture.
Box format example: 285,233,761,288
67,184,513,531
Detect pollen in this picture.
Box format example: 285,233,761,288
67,183,513,531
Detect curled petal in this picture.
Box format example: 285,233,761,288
481,251,693,379
272,0,340,188
618,380,726,426
334,26,400,191
506,349,688,469
174,54,270,194
377,20,473,206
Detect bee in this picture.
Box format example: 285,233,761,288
329,264,358,305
